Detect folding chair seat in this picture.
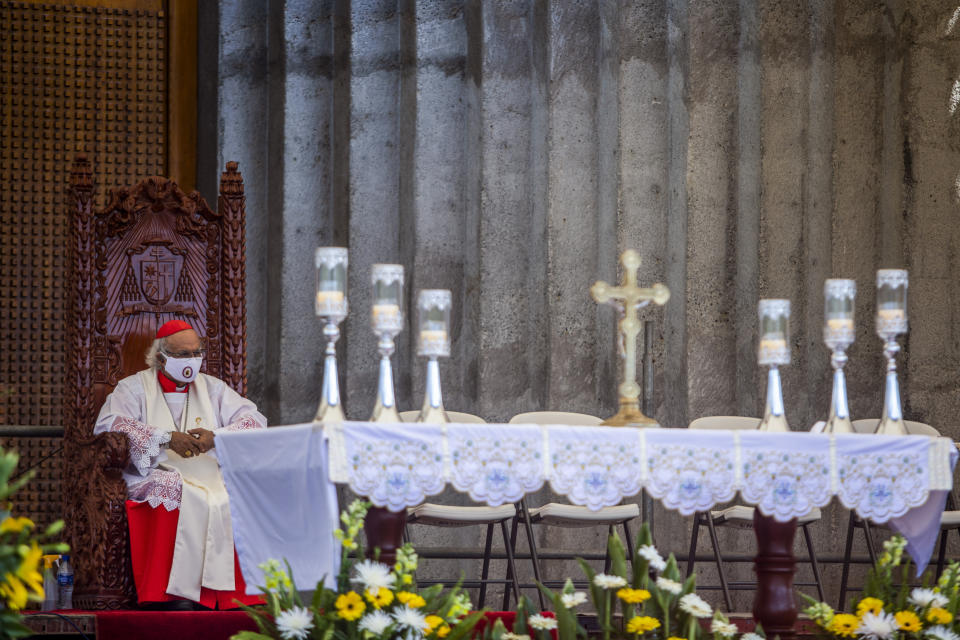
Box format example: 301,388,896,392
506,411,640,609
685,416,825,611
398,411,521,608
838,418,955,609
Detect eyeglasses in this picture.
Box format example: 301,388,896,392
163,348,206,359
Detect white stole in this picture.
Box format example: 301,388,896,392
138,370,236,601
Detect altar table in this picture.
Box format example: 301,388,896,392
216,422,957,639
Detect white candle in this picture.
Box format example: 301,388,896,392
759,338,787,352
420,329,448,345
826,318,854,331
877,308,905,322
315,290,345,314
372,303,401,326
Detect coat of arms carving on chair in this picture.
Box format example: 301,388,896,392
64,156,248,609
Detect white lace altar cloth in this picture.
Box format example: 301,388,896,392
325,422,955,519
323,422,956,572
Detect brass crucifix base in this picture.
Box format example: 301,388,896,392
602,399,659,427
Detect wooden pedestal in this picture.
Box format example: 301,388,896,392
753,510,798,640
364,506,407,565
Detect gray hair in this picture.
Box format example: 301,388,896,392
144,338,168,369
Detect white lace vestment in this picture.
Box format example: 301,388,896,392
94,371,267,510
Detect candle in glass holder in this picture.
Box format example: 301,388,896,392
372,303,401,326
370,264,404,334
826,318,854,331
315,247,348,317
877,308,905,322
417,290,452,358
758,299,790,366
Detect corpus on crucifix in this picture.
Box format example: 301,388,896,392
591,250,670,427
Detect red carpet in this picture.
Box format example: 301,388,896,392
96,610,259,640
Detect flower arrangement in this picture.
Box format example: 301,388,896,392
518,523,758,640
0,447,68,639
803,535,960,640
232,500,484,640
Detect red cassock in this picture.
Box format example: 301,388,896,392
126,500,263,609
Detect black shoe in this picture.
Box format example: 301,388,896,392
140,600,198,611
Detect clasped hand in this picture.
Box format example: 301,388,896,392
168,428,216,457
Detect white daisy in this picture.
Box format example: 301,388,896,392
392,605,429,634
359,610,393,635
910,587,949,609
351,559,394,592
926,626,960,640
678,593,713,618
637,545,667,572
857,611,898,640
561,591,588,608
741,633,765,640
592,573,628,589
710,619,738,637
655,576,682,595
275,606,314,640
528,614,558,631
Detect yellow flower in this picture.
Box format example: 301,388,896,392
17,542,43,597
365,586,394,609
667,637,687,640
397,591,426,608
895,610,922,632
857,598,884,617
402,574,413,585
0,573,28,611
435,625,451,638
425,615,444,631
626,616,661,634
927,607,953,625
617,588,652,604
0,517,34,535
828,613,860,637
335,591,366,620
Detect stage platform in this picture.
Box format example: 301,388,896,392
19,610,822,640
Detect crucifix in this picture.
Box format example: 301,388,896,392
591,249,670,427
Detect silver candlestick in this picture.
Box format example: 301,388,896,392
758,299,791,432
314,248,348,423
875,269,908,435
415,289,452,423
823,279,856,433
370,264,404,423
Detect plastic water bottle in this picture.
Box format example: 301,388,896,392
41,555,59,611
57,554,73,610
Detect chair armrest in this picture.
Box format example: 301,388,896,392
76,431,130,473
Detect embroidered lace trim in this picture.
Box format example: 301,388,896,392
111,416,171,475
127,469,182,511
224,415,260,432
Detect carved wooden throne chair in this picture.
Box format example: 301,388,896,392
64,156,248,609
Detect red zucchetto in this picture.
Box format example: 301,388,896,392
156,319,193,339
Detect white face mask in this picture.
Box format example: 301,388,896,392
163,356,202,384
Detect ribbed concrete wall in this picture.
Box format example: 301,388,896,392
199,0,960,610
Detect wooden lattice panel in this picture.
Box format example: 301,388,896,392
0,1,167,426
0,437,63,529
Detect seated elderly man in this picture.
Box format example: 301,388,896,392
95,319,267,610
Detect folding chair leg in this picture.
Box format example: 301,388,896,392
937,530,948,578
500,520,521,611
838,512,856,610
801,523,825,602
604,525,614,573
862,520,878,566
518,499,546,611
686,514,701,578
478,523,495,609
705,515,733,612
622,520,635,568
502,514,520,611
